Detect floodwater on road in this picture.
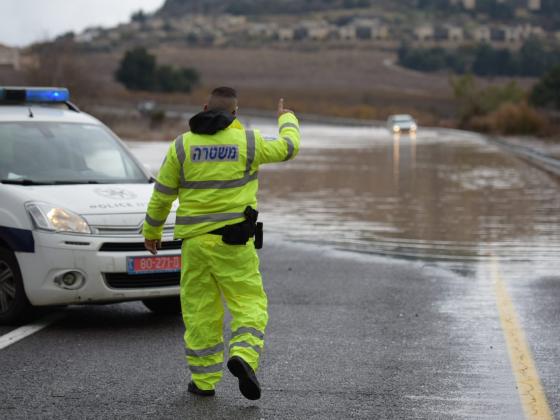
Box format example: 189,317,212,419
2,117,557,420
127,117,560,265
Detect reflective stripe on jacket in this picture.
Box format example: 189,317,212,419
143,112,300,240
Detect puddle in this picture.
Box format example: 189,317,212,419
127,120,560,264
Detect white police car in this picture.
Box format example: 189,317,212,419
0,87,180,324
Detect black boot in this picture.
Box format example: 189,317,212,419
227,356,261,400
188,381,215,397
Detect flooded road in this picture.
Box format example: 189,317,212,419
127,120,560,418
3,118,558,419
126,121,560,417
127,118,560,264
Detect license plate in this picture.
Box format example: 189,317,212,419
127,255,181,275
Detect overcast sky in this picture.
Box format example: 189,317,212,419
0,0,165,47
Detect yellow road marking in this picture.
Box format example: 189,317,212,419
491,257,553,420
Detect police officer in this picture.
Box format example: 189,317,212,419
143,87,300,400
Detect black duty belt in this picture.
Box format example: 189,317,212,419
209,226,232,236
208,206,263,249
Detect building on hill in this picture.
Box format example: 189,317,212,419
0,45,20,70
473,26,492,42
452,0,542,10
75,28,103,43
470,23,544,44
338,26,357,40
447,25,465,42
308,26,332,41
248,22,278,38
278,28,295,41
414,24,464,43
528,0,542,10
353,19,389,40
519,23,545,38
415,25,435,41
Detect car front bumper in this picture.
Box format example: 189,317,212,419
16,230,181,306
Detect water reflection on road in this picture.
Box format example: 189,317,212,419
127,118,560,263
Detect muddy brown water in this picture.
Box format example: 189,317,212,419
127,118,560,263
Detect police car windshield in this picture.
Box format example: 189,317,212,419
0,122,148,184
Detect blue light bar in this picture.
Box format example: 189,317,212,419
0,87,70,103
26,88,70,103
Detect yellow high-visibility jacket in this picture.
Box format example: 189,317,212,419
143,111,300,240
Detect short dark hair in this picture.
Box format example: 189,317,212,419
211,86,237,98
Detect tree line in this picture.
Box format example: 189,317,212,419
398,38,560,77
158,0,372,16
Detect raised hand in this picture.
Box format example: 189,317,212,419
277,98,294,117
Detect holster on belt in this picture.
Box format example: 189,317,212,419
214,206,263,249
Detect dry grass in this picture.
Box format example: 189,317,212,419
96,112,188,141
61,46,456,126
16,44,558,139
469,102,549,136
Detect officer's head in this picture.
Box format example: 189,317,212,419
205,86,238,115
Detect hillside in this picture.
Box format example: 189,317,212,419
15,0,558,141
157,0,377,16
157,0,559,28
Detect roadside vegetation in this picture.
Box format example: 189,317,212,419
450,70,560,136
398,38,560,77
530,65,560,111
115,47,200,93
396,35,560,138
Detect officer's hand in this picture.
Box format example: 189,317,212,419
277,98,294,117
144,239,161,255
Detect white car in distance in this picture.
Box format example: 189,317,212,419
387,114,418,134
0,87,180,324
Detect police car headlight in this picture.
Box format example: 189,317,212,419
25,202,91,234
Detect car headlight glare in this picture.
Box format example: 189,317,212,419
25,202,91,234
393,125,401,132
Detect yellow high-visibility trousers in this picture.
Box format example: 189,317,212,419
180,234,268,391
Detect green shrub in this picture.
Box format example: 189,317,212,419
530,65,560,110
115,47,200,93
156,65,200,93
115,47,157,91
451,74,525,125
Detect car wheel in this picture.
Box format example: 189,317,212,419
142,297,181,315
0,247,33,325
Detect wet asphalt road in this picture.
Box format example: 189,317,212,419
1,121,560,418
2,238,552,419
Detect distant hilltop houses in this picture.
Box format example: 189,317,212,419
65,0,559,51
74,15,393,49
454,0,543,10
413,23,547,44
70,11,559,51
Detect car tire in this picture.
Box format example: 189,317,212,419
142,297,181,315
0,247,33,325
